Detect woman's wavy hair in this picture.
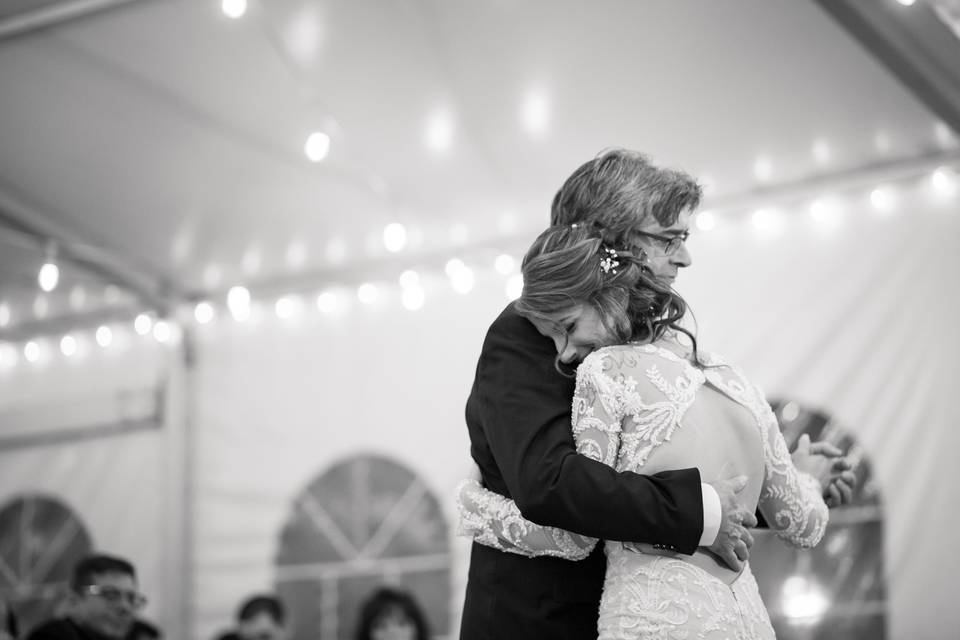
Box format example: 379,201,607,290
515,223,700,372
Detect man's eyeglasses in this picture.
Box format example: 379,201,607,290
82,585,148,609
632,229,690,255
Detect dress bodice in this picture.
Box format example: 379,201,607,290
456,339,829,637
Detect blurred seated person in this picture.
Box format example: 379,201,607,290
26,553,146,640
125,620,160,640
354,588,429,640
213,594,287,640
1,597,18,640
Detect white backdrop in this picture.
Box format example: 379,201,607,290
0,178,956,640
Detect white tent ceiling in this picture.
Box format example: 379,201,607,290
0,0,957,340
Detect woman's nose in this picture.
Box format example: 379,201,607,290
552,335,565,354
558,344,579,364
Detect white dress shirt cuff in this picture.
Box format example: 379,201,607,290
699,483,721,547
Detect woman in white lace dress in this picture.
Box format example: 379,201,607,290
457,224,828,640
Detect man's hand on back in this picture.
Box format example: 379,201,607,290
704,475,757,571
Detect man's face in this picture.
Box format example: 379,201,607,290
238,612,286,640
70,571,139,638
628,207,694,285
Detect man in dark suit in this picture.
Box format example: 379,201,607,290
27,554,146,640
460,150,855,639
460,151,756,640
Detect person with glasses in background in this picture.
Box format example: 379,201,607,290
26,554,147,640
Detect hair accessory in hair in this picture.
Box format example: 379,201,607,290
600,247,620,274
571,223,579,229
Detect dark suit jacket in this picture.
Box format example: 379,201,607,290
26,618,114,640
460,304,705,640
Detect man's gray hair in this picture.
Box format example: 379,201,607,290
550,148,703,245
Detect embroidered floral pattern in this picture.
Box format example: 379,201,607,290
456,341,829,638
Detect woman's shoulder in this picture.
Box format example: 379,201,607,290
581,342,689,375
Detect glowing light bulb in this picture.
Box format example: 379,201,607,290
153,320,172,343
870,186,894,212
399,270,420,288
194,302,215,324
781,576,828,622
450,266,475,294
38,262,59,292
275,296,302,320
305,131,331,162
134,313,153,335
60,335,77,357
931,167,957,194
227,286,251,321
96,325,113,347
522,89,550,136
316,291,337,313
222,0,247,19
24,341,40,363
426,108,454,152
357,283,378,305
383,223,407,252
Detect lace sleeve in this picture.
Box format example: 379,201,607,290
570,352,626,467
756,392,829,548
455,479,596,560
453,352,627,560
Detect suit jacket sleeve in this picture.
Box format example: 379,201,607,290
470,305,704,554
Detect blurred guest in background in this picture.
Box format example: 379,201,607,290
213,594,287,640
237,595,286,640
354,587,429,640
26,553,145,640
